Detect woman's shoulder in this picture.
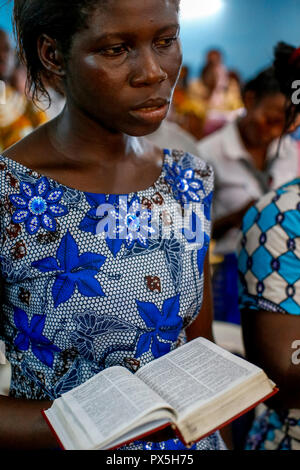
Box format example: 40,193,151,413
0,127,54,201
0,152,43,209
164,148,214,183
238,180,300,315
241,180,300,238
162,149,214,208
164,148,214,177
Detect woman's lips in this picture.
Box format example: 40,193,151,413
129,103,169,124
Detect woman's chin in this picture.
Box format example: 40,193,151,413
128,121,165,138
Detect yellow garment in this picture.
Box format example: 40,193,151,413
0,85,47,152
188,78,243,112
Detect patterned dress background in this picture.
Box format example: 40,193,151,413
238,179,300,450
0,149,225,450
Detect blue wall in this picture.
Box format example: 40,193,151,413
0,2,13,34
180,0,300,81
1,0,300,81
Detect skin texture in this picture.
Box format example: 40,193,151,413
241,309,300,410
5,0,182,195
0,0,217,449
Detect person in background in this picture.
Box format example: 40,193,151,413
0,29,47,151
9,59,27,94
237,41,300,451
188,50,243,139
146,118,201,158
197,66,300,325
169,65,207,140
0,0,226,451
172,64,190,109
189,49,228,104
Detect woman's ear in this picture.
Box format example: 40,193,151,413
37,34,66,78
243,90,256,112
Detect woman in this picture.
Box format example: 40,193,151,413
197,66,300,324
0,0,225,450
238,42,300,450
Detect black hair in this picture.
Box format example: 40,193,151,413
273,41,300,129
242,66,282,102
13,0,104,104
13,0,180,105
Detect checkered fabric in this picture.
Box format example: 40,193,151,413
238,179,300,315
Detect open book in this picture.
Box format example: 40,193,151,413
42,338,277,450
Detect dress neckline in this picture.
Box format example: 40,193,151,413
0,148,170,197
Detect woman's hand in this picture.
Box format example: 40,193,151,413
146,425,176,443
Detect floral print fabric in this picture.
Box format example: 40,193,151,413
0,149,224,450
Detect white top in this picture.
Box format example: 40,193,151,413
197,120,299,255
146,120,201,157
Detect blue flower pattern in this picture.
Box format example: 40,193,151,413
14,307,60,368
32,231,106,307
10,177,68,234
80,193,157,256
0,151,219,450
136,295,183,358
164,161,204,206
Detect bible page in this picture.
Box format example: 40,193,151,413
49,366,174,449
136,338,263,417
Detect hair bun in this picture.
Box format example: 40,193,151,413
274,41,299,96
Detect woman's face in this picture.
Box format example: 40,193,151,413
245,93,292,146
64,0,182,136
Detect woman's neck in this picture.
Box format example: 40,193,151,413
47,102,146,170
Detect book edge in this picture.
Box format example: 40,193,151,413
41,409,66,451
42,388,279,450
182,386,279,447
42,408,173,451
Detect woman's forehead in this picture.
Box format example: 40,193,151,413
259,93,287,111
81,0,179,35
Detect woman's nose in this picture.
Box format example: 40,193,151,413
130,49,168,87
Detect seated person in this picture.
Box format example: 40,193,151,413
238,178,300,450
237,40,300,450
197,66,300,324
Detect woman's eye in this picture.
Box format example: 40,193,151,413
100,45,128,57
155,37,178,48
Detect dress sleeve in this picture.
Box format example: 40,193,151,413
238,186,300,315
183,151,215,236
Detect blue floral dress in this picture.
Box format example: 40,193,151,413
0,149,225,450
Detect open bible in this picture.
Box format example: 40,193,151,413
42,338,277,450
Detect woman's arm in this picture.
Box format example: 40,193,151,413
186,252,214,343
241,309,300,410
212,200,256,241
0,395,57,449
